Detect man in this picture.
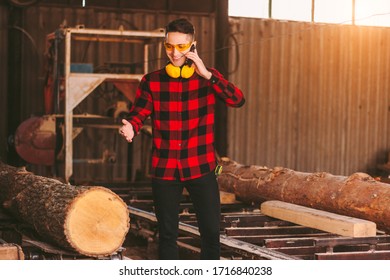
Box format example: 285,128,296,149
119,18,245,259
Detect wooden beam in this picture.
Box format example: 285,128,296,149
214,0,229,156
219,191,237,204
261,200,377,237
0,244,24,260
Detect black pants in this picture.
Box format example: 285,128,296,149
151,171,221,260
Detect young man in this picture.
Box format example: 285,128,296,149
119,18,245,259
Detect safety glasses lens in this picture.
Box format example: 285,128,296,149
164,42,192,51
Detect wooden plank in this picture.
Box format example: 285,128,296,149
261,200,376,237
0,244,24,260
219,191,237,204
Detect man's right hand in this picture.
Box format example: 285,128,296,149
119,119,135,142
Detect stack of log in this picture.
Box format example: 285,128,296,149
3,156,390,256
0,162,130,257
217,157,390,233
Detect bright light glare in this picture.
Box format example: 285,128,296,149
272,0,312,22
229,0,390,27
355,0,390,27
314,0,353,24
229,0,268,18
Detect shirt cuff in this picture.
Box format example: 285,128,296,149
209,74,219,84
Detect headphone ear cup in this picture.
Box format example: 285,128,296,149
165,63,181,78
181,65,195,79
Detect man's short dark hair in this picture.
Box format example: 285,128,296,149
165,18,195,36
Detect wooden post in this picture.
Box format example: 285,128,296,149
214,0,229,156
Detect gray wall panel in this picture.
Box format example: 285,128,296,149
228,18,390,176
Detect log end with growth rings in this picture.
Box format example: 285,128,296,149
64,187,130,257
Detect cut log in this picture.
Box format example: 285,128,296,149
217,157,390,233
261,200,376,237
0,162,130,257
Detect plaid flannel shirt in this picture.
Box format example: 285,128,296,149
127,67,245,181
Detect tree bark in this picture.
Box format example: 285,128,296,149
217,157,390,233
0,162,130,257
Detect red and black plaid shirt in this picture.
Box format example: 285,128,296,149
127,67,245,181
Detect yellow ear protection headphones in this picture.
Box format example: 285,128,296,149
165,45,196,79
165,62,194,79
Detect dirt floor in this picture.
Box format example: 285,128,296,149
121,232,201,260
122,233,158,260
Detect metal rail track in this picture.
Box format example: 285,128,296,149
2,181,390,260
123,184,390,260
128,206,298,260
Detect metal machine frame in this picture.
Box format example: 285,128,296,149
49,26,165,182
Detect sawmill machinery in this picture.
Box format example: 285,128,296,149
11,26,164,182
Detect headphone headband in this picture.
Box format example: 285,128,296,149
165,63,195,79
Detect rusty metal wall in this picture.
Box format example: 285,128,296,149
0,4,8,162
15,4,215,182
12,6,390,180
227,18,390,176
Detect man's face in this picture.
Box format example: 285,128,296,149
164,32,193,67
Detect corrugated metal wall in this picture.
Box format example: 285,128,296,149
0,4,8,162
227,18,390,176
5,6,390,180
13,4,215,182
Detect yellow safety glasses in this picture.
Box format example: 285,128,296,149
164,42,192,52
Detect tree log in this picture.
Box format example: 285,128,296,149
217,157,390,233
0,162,130,257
